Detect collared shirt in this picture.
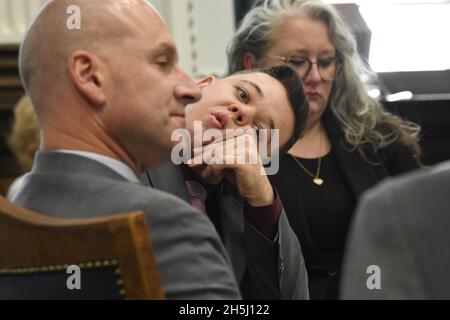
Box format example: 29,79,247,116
54,150,140,184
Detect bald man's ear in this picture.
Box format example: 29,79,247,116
243,52,256,70
197,75,215,89
67,50,106,106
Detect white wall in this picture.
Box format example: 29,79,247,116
148,0,235,78
0,0,236,77
0,0,47,43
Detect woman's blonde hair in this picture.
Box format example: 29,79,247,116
8,95,40,172
227,0,421,161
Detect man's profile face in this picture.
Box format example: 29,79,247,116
102,3,201,169
185,72,295,152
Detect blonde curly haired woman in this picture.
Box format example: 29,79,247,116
7,95,39,199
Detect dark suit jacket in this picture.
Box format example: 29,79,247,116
341,161,450,299
12,151,241,300
142,162,309,299
269,109,420,299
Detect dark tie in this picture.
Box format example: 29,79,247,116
185,180,208,215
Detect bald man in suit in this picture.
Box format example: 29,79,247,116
12,0,240,299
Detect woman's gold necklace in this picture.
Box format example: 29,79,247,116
291,131,325,186
291,156,324,186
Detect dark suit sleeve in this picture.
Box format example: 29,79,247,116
243,207,309,300
340,182,426,299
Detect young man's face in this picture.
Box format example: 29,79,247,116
185,72,295,152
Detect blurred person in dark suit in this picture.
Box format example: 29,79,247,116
341,161,450,299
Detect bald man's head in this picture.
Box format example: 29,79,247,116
18,0,202,171
19,0,162,100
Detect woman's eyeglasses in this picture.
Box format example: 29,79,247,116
267,55,341,82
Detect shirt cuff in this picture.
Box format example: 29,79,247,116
243,188,282,240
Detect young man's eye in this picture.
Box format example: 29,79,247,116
236,87,250,104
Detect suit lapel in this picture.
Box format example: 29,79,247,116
143,162,191,203
330,137,380,197
219,183,247,283
324,111,381,197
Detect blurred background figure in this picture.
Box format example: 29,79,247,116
6,95,39,200
227,0,422,299
341,161,450,299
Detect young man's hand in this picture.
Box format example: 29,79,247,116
187,130,274,207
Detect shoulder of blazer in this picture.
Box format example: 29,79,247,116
322,109,390,196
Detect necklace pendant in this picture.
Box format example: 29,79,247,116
313,178,324,186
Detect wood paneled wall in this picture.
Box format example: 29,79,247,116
0,44,24,196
